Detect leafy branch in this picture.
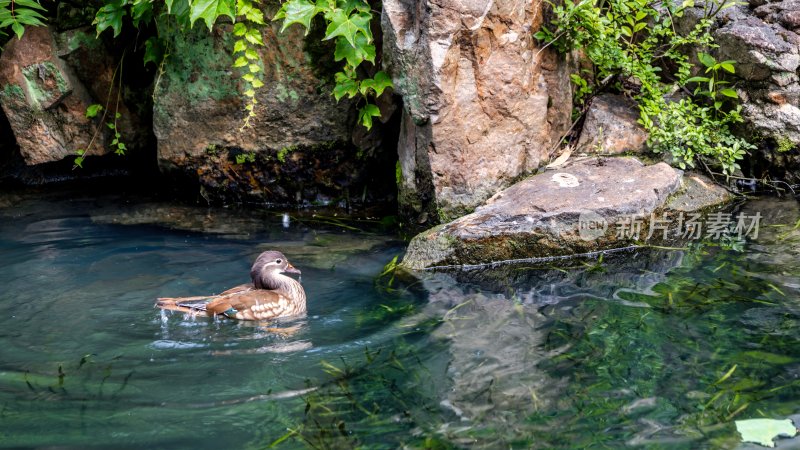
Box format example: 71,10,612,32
233,0,266,129
274,0,393,129
74,54,128,168
0,0,46,39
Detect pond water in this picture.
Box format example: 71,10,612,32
1,187,800,449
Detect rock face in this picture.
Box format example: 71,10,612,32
0,27,101,165
0,27,146,167
153,16,397,207
382,0,574,221
712,2,800,149
401,157,703,269
575,94,648,154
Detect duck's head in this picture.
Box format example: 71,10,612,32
250,250,301,289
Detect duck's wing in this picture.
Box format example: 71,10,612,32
205,290,302,321
218,283,254,295
155,284,254,314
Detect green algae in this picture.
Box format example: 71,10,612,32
20,62,70,110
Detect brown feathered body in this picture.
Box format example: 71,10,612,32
156,251,306,321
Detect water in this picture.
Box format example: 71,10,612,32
1,188,800,449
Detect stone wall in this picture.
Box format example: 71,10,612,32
0,26,146,166
382,0,574,223
152,13,398,207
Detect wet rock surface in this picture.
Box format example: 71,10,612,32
0,27,148,168
382,0,574,221
575,94,648,155
0,27,104,165
401,157,734,269
665,173,733,212
706,3,800,151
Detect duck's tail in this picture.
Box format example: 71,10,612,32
156,296,211,315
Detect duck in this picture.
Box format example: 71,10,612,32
156,250,306,321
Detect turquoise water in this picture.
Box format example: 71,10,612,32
1,189,800,449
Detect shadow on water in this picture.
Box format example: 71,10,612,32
2,187,800,449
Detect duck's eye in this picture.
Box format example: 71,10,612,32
276,259,283,264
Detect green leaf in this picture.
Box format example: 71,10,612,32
233,56,248,67
323,9,371,48
165,0,191,25
143,37,164,66
685,76,708,84
233,22,247,35
85,104,104,118
332,71,358,101
248,63,260,73
233,39,246,53
244,7,264,24
333,33,374,67
189,0,235,29
251,78,264,88
635,11,647,21
358,103,380,129
245,48,259,60
359,71,392,97
736,419,796,448
339,0,370,15
719,88,738,98
245,28,263,45
11,20,23,39
697,52,715,68
13,0,46,11
131,0,154,27
277,0,318,34
620,25,632,37
93,0,127,37
242,73,255,82
720,62,735,73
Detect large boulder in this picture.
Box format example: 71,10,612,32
382,0,574,222
711,3,800,150
0,27,103,165
672,2,800,181
575,94,648,155
401,157,734,269
716,10,800,151
153,13,397,207
0,27,147,168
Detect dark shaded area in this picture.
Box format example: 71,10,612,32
740,139,800,190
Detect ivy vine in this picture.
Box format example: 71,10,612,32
2,0,393,158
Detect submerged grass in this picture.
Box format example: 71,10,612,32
267,235,800,449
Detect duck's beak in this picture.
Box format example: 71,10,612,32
283,262,301,275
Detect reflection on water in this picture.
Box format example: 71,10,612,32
2,187,800,449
